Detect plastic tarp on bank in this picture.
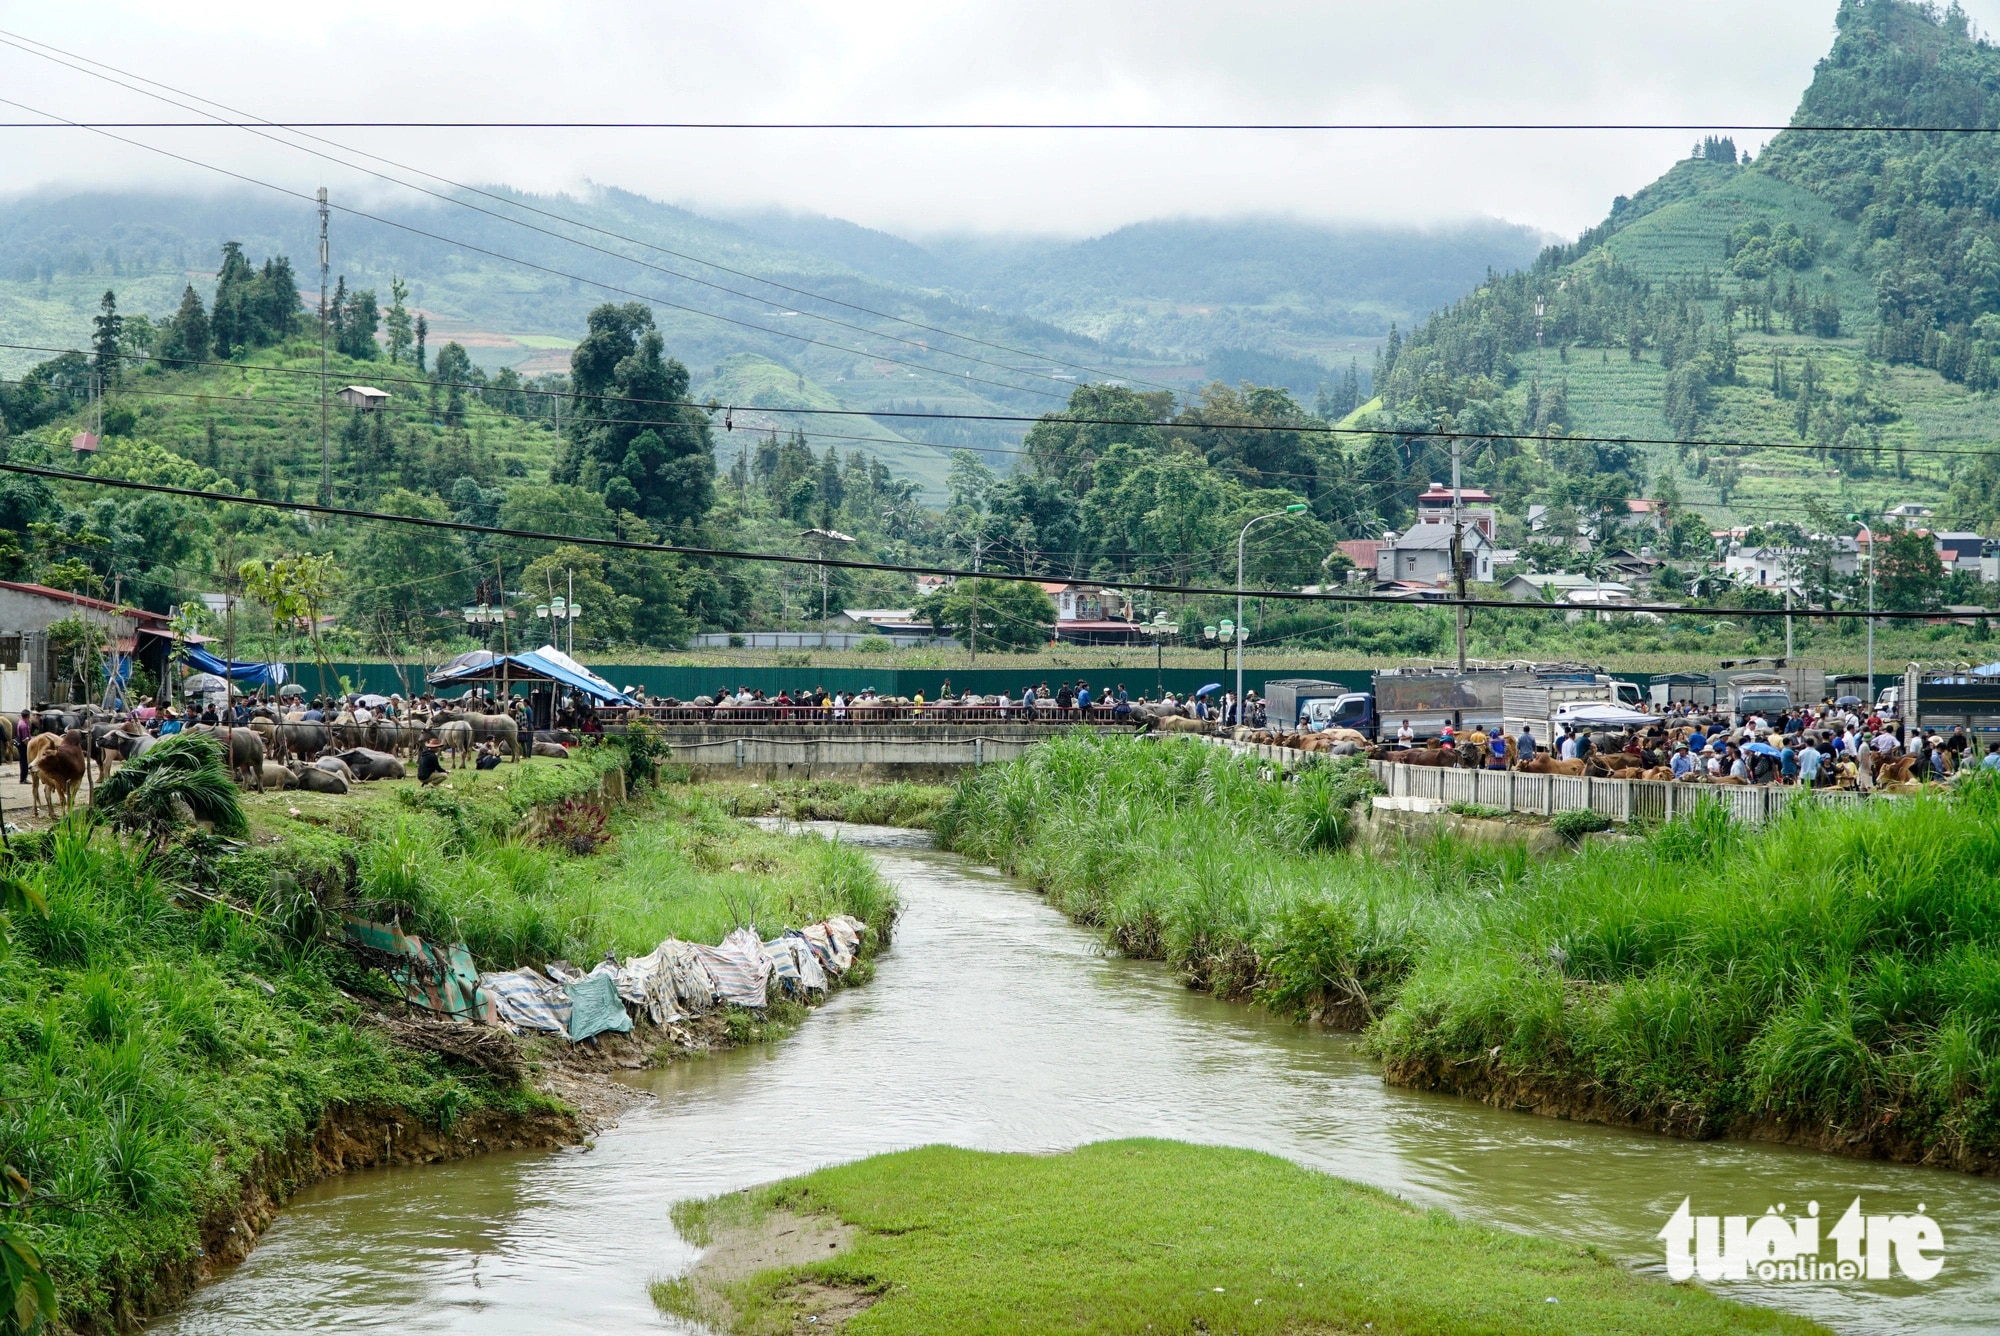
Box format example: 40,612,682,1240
179,644,288,691
341,916,496,1022
428,644,634,705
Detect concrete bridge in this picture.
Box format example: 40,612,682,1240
648,721,1137,782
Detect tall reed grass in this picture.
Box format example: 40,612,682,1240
1,755,895,1327
940,736,2000,1165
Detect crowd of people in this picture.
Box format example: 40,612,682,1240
661,681,1274,726
1393,698,1999,789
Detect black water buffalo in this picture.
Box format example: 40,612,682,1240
334,747,406,781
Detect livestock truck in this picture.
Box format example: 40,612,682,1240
1277,665,1642,742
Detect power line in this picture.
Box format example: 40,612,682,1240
0,120,1995,133
0,27,1173,396
0,94,1074,406
10,339,1991,464
0,456,1963,623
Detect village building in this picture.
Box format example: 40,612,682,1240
337,385,392,409
1374,524,1495,585
0,580,171,709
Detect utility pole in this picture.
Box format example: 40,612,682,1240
968,534,983,666
1784,575,1794,659
1451,437,1468,672
317,187,331,507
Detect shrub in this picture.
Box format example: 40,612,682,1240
1550,808,1613,843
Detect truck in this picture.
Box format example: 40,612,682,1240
1292,664,1643,743
1371,666,1523,740
1261,679,1355,732
1725,674,1793,725
1501,679,1629,751
1718,659,1827,715
1887,664,2000,746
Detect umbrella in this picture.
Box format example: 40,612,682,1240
183,673,226,693
1835,695,1862,707
1194,682,1222,697
278,683,306,698
1745,741,1783,756
356,694,391,708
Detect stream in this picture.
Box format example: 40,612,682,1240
157,823,2000,1335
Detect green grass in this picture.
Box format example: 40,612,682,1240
0,819,553,1324
939,735,2000,1165
662,1140,1820,1335
1,745,894,1328
703,779,952,829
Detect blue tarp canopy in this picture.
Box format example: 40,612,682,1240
179,645,288,690
428,647,635,705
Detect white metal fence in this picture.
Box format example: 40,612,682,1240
1368,758,1871,825
1199,736,1867,826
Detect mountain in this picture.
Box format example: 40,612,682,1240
0,186,1546,493
1359,0,2000,543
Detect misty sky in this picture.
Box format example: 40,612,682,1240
2,1,1996,243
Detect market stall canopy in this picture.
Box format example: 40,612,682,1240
427,647,634,705
178,645,287,690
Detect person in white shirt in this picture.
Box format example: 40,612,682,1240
1559,730,1578,762
1397,720,1415,749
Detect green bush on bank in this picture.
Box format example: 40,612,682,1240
939,736,2000,1163
0,748,895,1328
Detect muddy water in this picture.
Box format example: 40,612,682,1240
158,824,2000,1335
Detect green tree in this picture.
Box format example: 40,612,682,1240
158,284,210,366
91,289,123,386
1022,383,1171,495
518,545,634,648
335,282,379,360
556,302,714,531
1876,527,1945,611
383,275,413,364
431,342,472,425
345,489,473,627
917,577,1056,652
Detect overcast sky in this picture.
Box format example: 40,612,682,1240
3,1,1997,243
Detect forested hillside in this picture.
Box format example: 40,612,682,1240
1358,0,2000,541
0,189,1542,496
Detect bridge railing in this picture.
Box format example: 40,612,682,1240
601,702,1143,727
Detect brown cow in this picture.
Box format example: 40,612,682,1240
1516,754,1586,776
1874,755,1919,785
29,728,88,819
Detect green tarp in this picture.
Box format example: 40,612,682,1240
341,916,497,1024
564,970,633,1041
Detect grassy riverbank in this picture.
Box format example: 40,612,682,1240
0,750,894,1330
658,1140,1819,1335
938,735,2000,1168
705,779,953,829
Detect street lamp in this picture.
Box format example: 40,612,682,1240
536,595,583,657
1237,504,1309,725
1139,611,1178,696
1848,514,1875,705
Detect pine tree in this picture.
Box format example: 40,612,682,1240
92,290,123,386
328,276,347,355
383,275,412,364
162,284,210,365
414,314,427,372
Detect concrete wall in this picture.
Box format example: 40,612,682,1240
658,722,1121,781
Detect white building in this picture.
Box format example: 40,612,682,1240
1376,524,1495,585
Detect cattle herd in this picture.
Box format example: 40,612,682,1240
7,701,584,820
